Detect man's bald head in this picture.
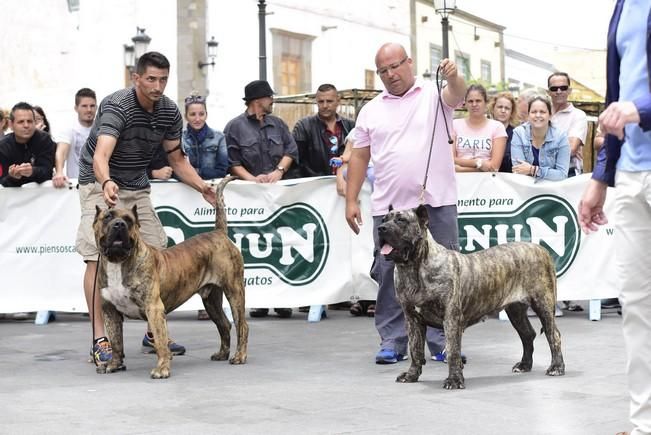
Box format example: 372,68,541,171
374,43,414,97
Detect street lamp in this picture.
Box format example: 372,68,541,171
198,36,219,69
258,0,267,80
508,83,521,99
434,0,456,59
123,27,152,73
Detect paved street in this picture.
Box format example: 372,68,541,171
0,306,628,435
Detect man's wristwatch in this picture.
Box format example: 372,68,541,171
276,165,285,174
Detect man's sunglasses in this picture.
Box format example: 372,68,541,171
549,85,569,92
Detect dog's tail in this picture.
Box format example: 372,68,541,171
214,176,237,233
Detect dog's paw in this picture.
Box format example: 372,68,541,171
229,352,247,365
105,362,126,373
150,367,170,379
396,372,419,383
442,376,465,389
545,364,565,376
512,361,533,373
210,350,230,361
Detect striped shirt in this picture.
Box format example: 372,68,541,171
78,88,182,190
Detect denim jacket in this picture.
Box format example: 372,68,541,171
511,123,570,182
182,127,229,180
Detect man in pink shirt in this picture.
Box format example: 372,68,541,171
346,42,467,364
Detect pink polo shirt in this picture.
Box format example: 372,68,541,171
354,78,459,216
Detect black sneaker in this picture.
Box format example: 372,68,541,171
249,308,269,318
274,308,293,318
141,333,186,355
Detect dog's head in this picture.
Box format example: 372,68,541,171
377,204,430,263
93,205,140,263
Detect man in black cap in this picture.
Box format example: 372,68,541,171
224,80,299,183
224,80,298,318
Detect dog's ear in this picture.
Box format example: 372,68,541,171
415,204,429,228
93,205,102,223
131,205,140,227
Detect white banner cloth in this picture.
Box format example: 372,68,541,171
0,174,617,313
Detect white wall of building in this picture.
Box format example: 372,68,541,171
1,0,410,132
206,0,410,128
414,2,503,85
0,0,178,135
504,50,555,92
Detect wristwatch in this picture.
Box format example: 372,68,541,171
276,165,286,174
475,159,483,169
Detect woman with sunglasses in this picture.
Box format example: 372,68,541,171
511,96,570,181
452,84,507,173
181,95,228,180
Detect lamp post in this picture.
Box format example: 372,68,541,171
198,36,219,69
434,0,456,60
124,27,151,73
258,0,267,80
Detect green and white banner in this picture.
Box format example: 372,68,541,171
0,174,618,313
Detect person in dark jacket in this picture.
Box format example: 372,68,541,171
0,102,55,187
292,84,355,177
182,94,228,180
225,80,299,184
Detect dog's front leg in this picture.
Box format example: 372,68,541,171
442,314,465,389
397,307,426,383
145,299,172,379
100,302,126,374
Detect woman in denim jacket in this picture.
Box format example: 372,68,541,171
511,96,570,181
182,95,228,180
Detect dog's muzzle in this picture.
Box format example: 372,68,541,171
101,219,133,261
378,223,414,263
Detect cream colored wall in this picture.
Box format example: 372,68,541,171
414,2,503,84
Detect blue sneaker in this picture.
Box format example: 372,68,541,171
432,350,467,364
375,348,408,364
92,337,113,364
141,333,186,355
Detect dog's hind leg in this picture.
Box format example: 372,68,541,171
504,302,536,373
533,295,565,376
202,285,232,362
222,279,248,365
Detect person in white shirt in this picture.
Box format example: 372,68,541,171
547,72,587,177
52,88,97,187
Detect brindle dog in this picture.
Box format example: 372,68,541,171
377,204,565,389
93,176,248,379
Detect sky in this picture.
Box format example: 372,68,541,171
456,0,614,53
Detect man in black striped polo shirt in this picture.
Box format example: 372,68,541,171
76,52,217,365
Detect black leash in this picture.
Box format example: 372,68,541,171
91,253,100,367
420,64,454,204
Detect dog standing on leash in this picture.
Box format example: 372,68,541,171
93,176,248,379
377,204,565,389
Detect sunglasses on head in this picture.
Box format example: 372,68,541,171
184,95,206,105
549,85,569,92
